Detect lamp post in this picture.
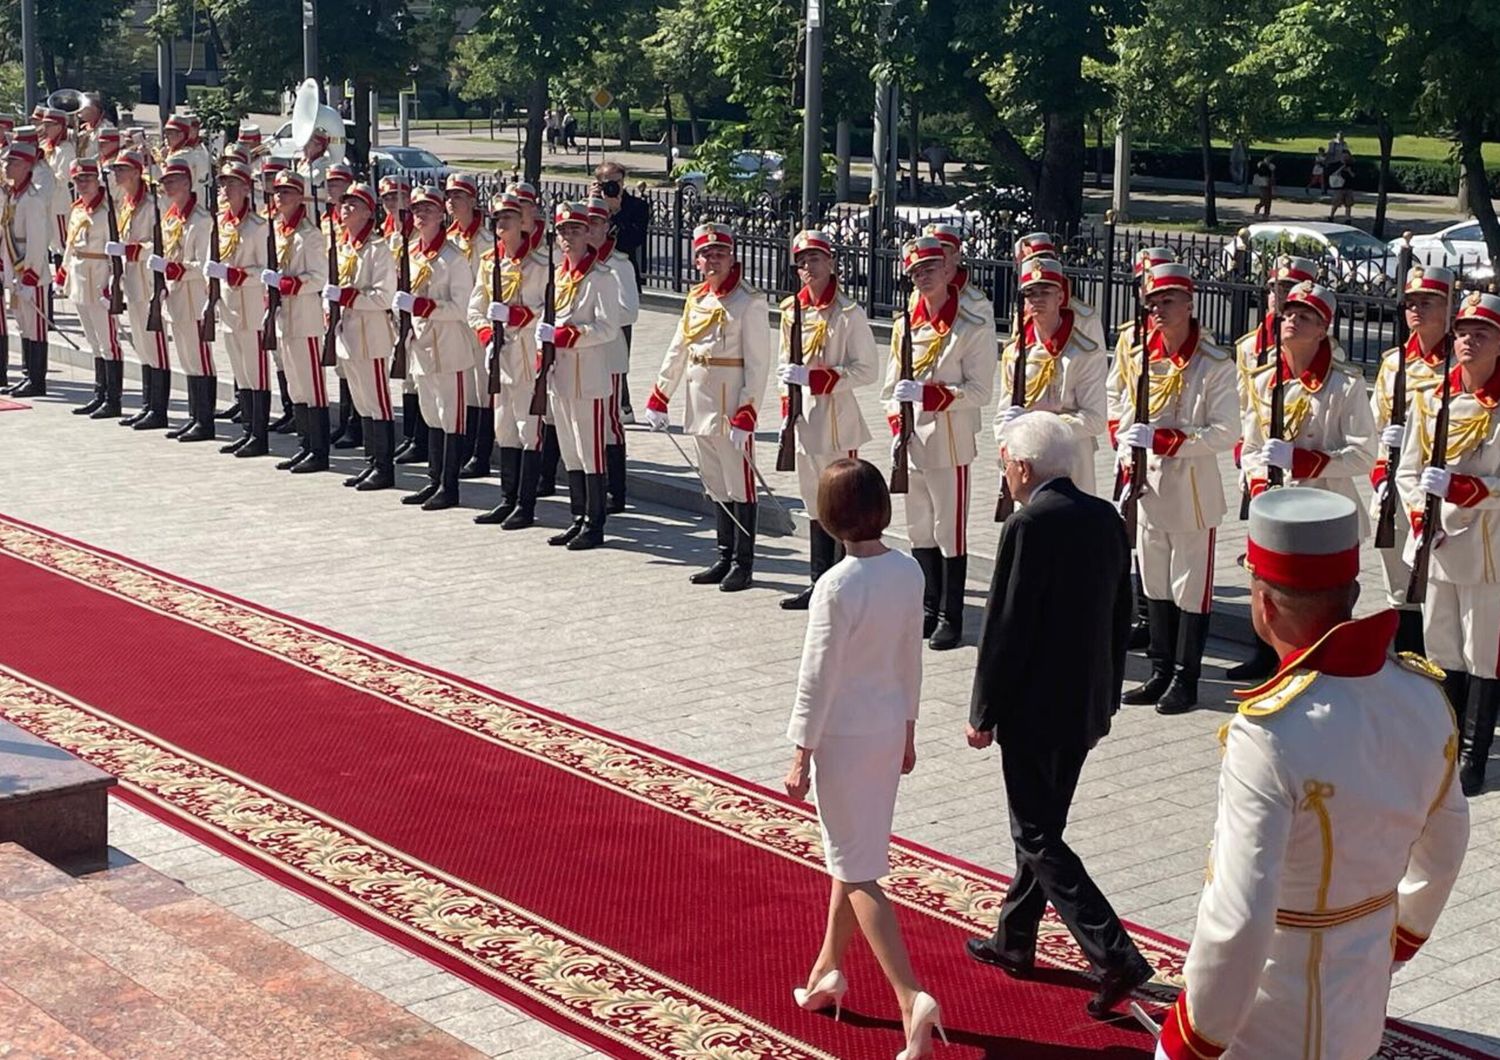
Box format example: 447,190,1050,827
20,0,38,113
799,0,824,227
302,0,319,83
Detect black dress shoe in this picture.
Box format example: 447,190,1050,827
780,585,815,611
965,938,1034,978
1086,956,1154,1020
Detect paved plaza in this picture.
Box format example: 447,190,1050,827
2,303,1498,1056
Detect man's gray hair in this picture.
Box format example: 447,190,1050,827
1003,411,1075,482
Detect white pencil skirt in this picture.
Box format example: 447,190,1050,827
811,730,905,883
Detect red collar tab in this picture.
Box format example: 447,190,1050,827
1150,321,1200,367
598,235,617,260
419,232,446,258
278,204,306,233
1236,611,1399,699
344,217,376,247
1025,309,1075,355
449,215,480,240
564,247,598,277
697,261,743,299
912,286,959,333
1455,362,1500,408
953,265,971,293
1406,333,1445,367
798,277,838,309
1279,337,1332,390
166,193,197,221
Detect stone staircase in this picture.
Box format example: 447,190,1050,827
0,843,485,1059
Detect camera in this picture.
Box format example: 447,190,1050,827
598,179,622,198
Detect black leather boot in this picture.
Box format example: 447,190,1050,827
549,471,588,545
475,447,523,524
929,553,968,650
1158,610,1210,715
536,423,561,496
329,379,353,447
132,365,170,430
270,371,296,433
221,389,252,452
782,520,837,610
395,409,430,464
121,365,153,426
567,473,608,549
501,449,540,529
605,443,627,513
91,360,124,419
690,505,736,584
1225,632,1279,682
1395,609,1426,657
178,377,218,442
357,419,397,491
0,330,8,388
290,405,330,472
11,340,46,397
458,406,489,476
719,502,757,592
421,432,463,509
1460,678,1498,797
1127,567,1150,650
912,546,943,639
215,388,241,421
1124,599,1179,704
344,418,377,486
166,375,198,439
275,405,311,469
235,390,272,458
394,392,419,457
75,358,107,414
339,403,363,449
402,427,445,505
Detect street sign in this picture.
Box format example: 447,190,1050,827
590,88,613,110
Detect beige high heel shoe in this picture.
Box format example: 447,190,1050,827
793,969,848,1020
896,991,948,1059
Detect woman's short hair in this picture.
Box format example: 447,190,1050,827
817,458,891,542
1003,411,1075,482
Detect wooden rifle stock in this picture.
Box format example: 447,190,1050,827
1238,310,1273,519
528,227,556,418
146,181,166,333
101,172,125,315
890,276,913,495
390,208,411,380
1266,314,1286,489
1406,332,1454,604
260,187,280,353
487,213,504,396
319,182,339,368
1119,295,1150,545
994,267,1027,522
201,178,220,343
1374,238,1415,549
776,286,803,473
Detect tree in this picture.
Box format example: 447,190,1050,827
0,0,138,102
644,0,728,148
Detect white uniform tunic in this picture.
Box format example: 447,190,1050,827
468,240,546,450
330,218,397,420
271,207,330,406
2,172,54,343
548,251,621,474
598,237,640,447
160,196,214,377
114,184,168,369
407,235,475,435
446,216,493,412
62,191,122,361
213,201,270,390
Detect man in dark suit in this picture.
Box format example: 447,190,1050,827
965,411,1153,1018
593,161,650,419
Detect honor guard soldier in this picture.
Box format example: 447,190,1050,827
236,124,266,179
104,149,171,426
1014,230,1105,352
511,181,544,252
62,158,126,418
321,182,398,491
75,93,105,159
646,222,771,589
777,228,877,610
1396,290,1500,796
0,138,54,398
380,174,427,467
1370,264,1454,656
160,115,199,189
37,106,75,252
511,181,562,495
1114,264,1239,714
1108,246,1177,441
995,257,1108,495
257,158,297,434
322,162,362,452
923,222,996,333
95,126,121,173
394,186,475,511
260,169,331,472
443,173,495,478
470,191,547,528
585,195,640,512
1234,256,1320,415
1159,487,1467,1060
183,114,213,198
148,158,216,442
530,201,623,550
884,235,994,649
206,160,272,457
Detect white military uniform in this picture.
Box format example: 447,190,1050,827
115,183,169,370
3,169,54,342
407,235,475,434
63,188,123,362
548,250,622,474
995,310,1108,495
1241,340,1376,534
649,265,771,503
331,217,396,421
778,279,876,520
599,235,640,447
272,205,330,407
468,239,546,450
213,199,270,390
1113,324,1238,612
952,266,996,334
1162,614,1467,1060
41,134,75,251
446,215,493,417
160,194,214,377
883,289,995,557
1396,362,1500,679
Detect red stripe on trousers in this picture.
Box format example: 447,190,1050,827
153,330,169,370
306,339,326,406
1201,528,1217,613
198,338,214,377
374,359,391,420
742,438,754,503
455,372,466,435
955,464,968,556
106,312,122,360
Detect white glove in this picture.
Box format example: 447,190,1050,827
321,284,343,304
1420,466,1452,499
1264,437,1294,471
779,362,811,387
534,320,556,346
729,425,752,447
1374,479,1390,507
392,290,416,314
260,268,282,288
146,254,168,273
644,408,670,432
1121,423,1155,451
485,300,508,322
892,378,922,404
1381,423,1406,449
204,260,230,282
1154,1043,1171,1060
1000,404,1026,426
104,240,126,258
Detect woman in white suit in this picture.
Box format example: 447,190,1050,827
784,458,945,1059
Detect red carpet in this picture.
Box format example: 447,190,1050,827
0,513,1485,1059
0,397,31,411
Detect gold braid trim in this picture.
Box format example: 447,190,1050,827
1417,391,1494,462
162,213,185,258
801,319,829,362
679,298,725,343
337,244,358,285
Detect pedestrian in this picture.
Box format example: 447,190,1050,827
1327,149,1355,222
545,110,558,153
1229,137,1248,192
563,109,578,152
1252,156,1276,218
1158,487,1467,1059
964,410,1155,1021
783,456,945,1060
1307,145,1327,198
920,142,950,186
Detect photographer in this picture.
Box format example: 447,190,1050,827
593,162,651,417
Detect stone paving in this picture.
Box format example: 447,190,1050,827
2,312,1498,1056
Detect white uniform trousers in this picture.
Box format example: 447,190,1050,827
414,367,468,434
797,449,860,522
608,373,627,446
1425,579,1500,680
126,309,169,370
555,392,607,474
905,463,971,558
9,282,46,343
77,299,124,361
464,363,485,415
1138,525,1217,615
223,329,269,391
696,433,756,504
281,335,329,406
1377,526,1416,611
169,320,214,377
494,379,542,450
344,356,393,421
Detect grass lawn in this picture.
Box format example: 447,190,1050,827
1206,123,1500,166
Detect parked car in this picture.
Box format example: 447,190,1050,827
1394,221,1494,283
1228,221,1402,290
675,149,786,208
267,118,358,161
369,146,455,185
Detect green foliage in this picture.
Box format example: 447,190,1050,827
0,0,137,99
184,86,245,144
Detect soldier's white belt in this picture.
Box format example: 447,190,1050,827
1275,890,1396,930
688,354,744,368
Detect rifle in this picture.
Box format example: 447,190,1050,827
316,181,338,367
776,277,804,474
390,208,411,380
146,179,166,333
201,177,220,343
260,186,280,353
101,169,125,315
1374,234,1416,549
1406,331,1454,605
994,259,1027,522
1238,299,1275,518
890,274,913,494
1119,292,1150,545
487,211,504,395
528,226,557,418
1266,311,1286,490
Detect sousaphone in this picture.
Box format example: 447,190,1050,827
290,78,345,165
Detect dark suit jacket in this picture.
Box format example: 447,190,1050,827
968,478,1132,750
611,192,651,282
